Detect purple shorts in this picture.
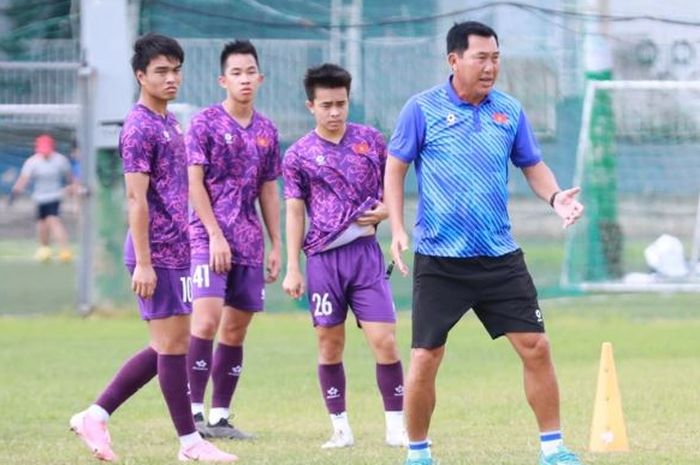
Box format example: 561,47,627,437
126,266,192,321
306,236,396,327
190,255,265,311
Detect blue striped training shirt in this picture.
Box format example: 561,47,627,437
388,77,542,258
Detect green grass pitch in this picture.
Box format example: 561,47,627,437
1,293,699,464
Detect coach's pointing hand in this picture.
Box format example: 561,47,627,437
390,229,410,277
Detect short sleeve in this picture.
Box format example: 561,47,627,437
186,113,210,166
20,156,36,177
371,128,388,199
372,128,387,165
120,124,153,174
388,97,426,163
262,127,281,182
282,150,306,200
58,154,71,176
510,110,542,168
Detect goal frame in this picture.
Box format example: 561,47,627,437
0,60,198,312
562,79,700,293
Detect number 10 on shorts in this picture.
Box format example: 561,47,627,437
312,292,333,316
179,277,193,303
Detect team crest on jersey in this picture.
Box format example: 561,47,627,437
446,113,457,126
315,154,326,165
224,132,234,144
163,130,171,141
352,141,369,155
256,135,270,148
493,112,509,124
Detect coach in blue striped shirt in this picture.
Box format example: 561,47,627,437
385,21,585,465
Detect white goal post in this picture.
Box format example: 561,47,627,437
0,59,198,313
562,79,700,293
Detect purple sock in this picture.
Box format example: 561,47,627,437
158,354,196,436
95,346,158,414
318,362,346,414
187,335,213,404
211,343,243,409
376,361,404,411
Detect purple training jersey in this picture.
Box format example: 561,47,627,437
283,123,387,255
187,104,281,266
120,103,189,269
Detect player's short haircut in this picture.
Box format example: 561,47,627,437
130,33,184,74
446,21,499,55
303,63,352,101
220,40,259,73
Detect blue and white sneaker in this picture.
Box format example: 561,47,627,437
539,446,583,465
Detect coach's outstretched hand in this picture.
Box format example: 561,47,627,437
553,187,584,228
390,229,410,277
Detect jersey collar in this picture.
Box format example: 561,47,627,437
444,75,492,107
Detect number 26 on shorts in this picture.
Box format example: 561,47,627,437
312,292,333,316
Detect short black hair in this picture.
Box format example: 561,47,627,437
131,33,184,73
446,21,499,55
303,63,352,101
220,40,259,73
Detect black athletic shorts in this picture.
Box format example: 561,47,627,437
37,200,60,220
411,249,544,348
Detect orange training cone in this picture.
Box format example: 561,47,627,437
589,342,629,452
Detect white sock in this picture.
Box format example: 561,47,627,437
540,430,564,456
330,411,351,434
87,404,110,423
191,403,205,416
208,407,229,425
385,410,405,434
179,431,203,448
407,440,431,460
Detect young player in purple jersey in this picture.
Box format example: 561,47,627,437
186,40,281,440
69,34,236,463
282,64,406,449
